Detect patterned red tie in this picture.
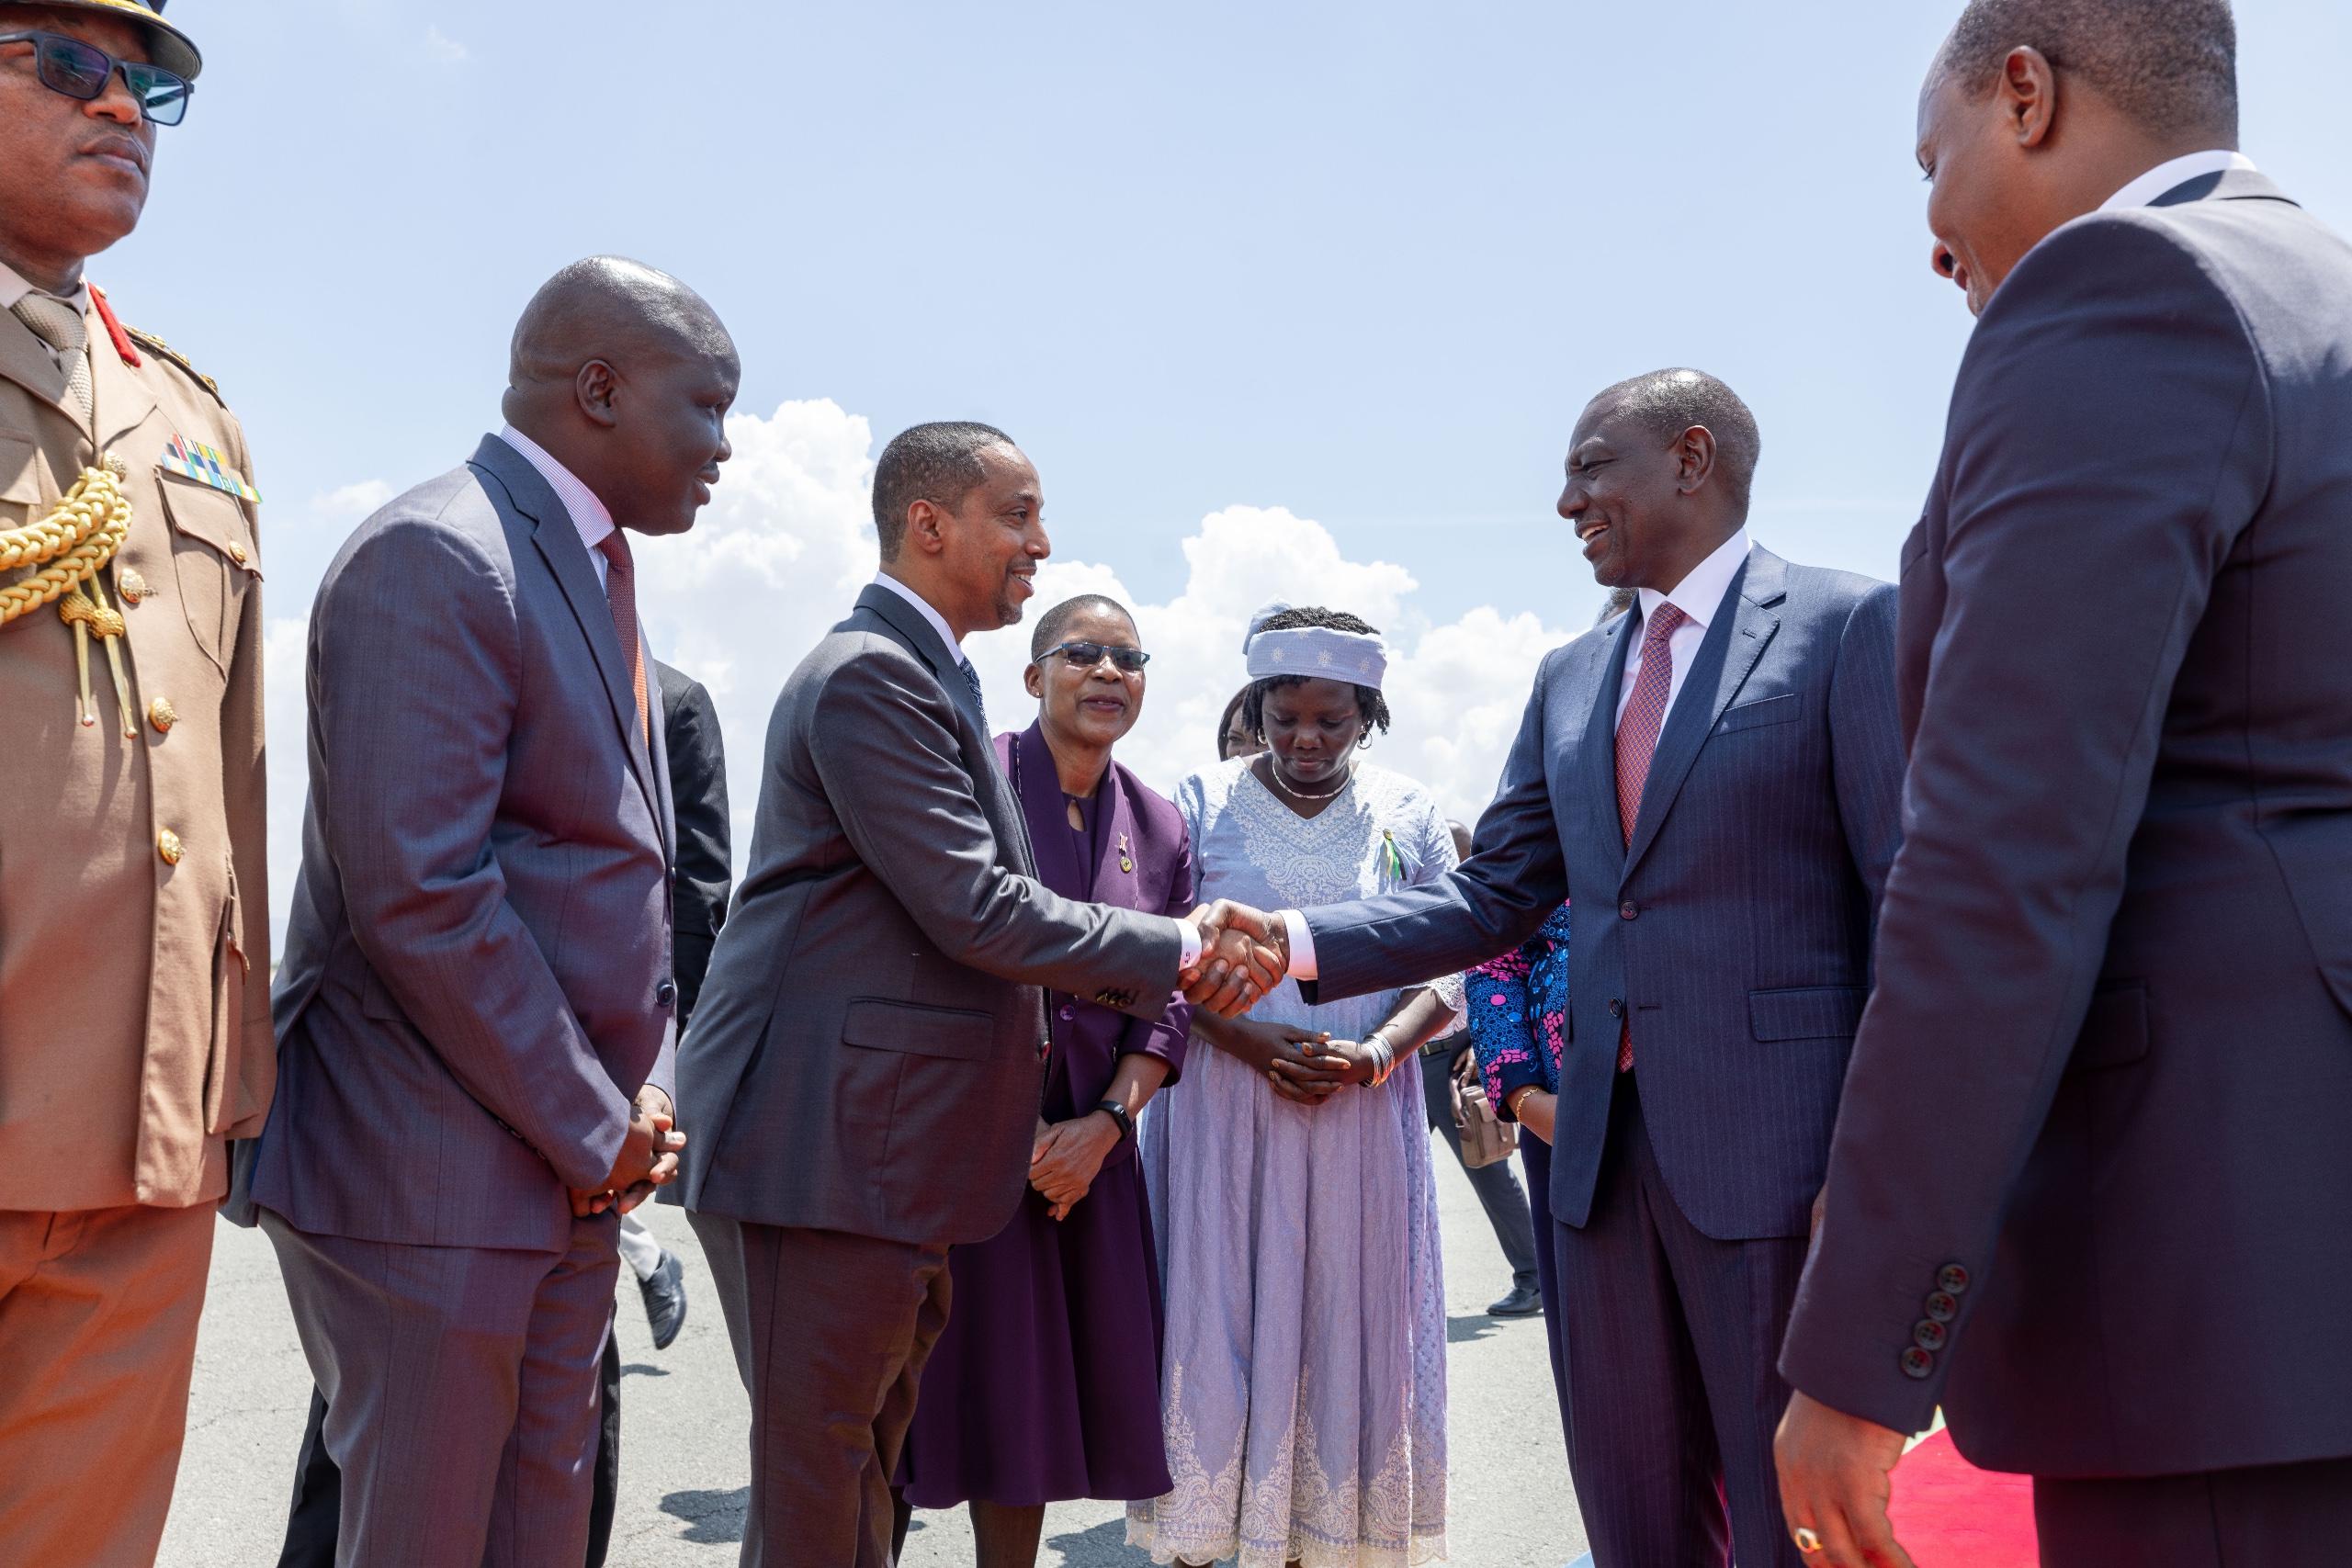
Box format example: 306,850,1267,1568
1612,601,1687,1072
596,531,650,748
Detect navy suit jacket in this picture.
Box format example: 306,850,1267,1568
1304,546,1903,1241
1783,171,2352,1478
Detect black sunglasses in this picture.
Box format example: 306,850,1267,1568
0,31,192,126
1035,640,1150,672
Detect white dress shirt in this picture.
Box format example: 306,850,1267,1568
1280,530,1756,981
865,570,1200,972
869,570,963,656
498,423,617,592
2100,149,2256,214
1616,528,1752,727
0,259,92,373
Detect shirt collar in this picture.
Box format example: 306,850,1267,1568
0,260,91,316
496,423,616,559
2101,150,2256,213
1636,528,1751,632
870,570,965,659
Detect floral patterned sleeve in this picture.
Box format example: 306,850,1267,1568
1465,941,1545,1116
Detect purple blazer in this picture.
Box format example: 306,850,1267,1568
998,723,1193,1117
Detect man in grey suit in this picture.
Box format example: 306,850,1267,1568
243,257,739,1566
1197,371,1905,1568
1777,6,2352,1565
674,421,1269,1567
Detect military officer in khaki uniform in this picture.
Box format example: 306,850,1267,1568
0,5,271,1562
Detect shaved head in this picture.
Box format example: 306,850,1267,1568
499,255,740,537
506,255,733,402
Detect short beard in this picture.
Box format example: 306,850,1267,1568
992,590,1025,627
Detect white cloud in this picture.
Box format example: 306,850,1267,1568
424,26,469,63
262,400,1583,940
316,479,393,519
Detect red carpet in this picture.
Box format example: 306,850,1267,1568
1885,1428,2040,1566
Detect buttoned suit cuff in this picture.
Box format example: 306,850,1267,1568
1281,909,1317,979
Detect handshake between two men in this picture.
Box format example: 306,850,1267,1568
1176,900,1291,1017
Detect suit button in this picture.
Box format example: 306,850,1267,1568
1924,1291,1958,1324
156,827,183,865
1608,998,1624,1019
118,566,149,604
147,696,176,733
227,540,249,566
655,980,677,1009
1900,1347,1936,1381
1912,1319,1948,1353
1938,1263,1972,1295
1058,1004,1076,1021
1620,901,1639,920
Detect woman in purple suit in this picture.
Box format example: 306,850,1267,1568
895,594,1194,1568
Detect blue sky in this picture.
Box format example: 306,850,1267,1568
83,1,2352,918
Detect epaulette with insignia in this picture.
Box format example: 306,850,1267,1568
123,326,228,408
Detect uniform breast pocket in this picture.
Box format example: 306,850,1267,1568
157,471,260,674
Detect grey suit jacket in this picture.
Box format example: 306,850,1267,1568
240,434,677,1252
674,584,1182,1247
1784,170,2352,1477
1300,547,1904,1241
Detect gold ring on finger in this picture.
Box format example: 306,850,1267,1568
1792,1526,1825,1555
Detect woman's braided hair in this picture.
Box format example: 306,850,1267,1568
1241,606,1393,746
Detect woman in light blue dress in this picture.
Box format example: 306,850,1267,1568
1130,607,1453,1568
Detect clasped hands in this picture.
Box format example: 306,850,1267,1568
1177,899,1288,1016
570,1085,686,1218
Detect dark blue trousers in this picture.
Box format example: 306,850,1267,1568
1555,1078,1809,1568
1521,1132,1569,1452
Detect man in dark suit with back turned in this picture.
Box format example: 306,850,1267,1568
1775,6,2352,1565
673,421,1271,1567
1196,370,1905,1567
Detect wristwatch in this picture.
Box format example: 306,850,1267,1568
1094,1100,1135,1143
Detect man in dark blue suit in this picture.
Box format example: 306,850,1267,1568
1201,368,1904,1567
1776,5,2352,1565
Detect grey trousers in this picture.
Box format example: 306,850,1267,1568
2034,1456,2352,1567
690,1212,950,1568
262,1207,618,1568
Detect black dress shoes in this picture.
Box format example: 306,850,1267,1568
639,1249,689,1350
1487,1282,1544,1318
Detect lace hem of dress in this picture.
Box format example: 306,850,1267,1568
1125,1517,1449,1568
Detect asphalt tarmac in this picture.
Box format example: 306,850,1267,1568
161,1136,1588,1567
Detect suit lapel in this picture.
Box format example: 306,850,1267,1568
1092,761,1140,908
648,649,676,862
1012,723,1083,897
1582,612,1636,869
863,584,1035,874
471,435,662,823
1623,549,1784,876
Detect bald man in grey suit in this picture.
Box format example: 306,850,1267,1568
243,260,738,1566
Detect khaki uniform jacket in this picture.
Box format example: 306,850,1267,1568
0,292,272,1212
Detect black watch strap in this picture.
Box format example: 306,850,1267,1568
1095,1099,1135,1143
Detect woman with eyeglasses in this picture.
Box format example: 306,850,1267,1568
1130,604,1453,1568
893,594,1196,1568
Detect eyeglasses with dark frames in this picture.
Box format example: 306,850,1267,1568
1035,640,1151,672
0,30,192,126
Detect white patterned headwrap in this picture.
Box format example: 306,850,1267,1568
1243,618,1389,690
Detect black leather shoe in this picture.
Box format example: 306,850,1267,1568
1487,1282,1543,1318
639,1249,688,1350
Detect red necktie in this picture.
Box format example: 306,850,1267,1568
596,531,650,748
1612,601,1687,1072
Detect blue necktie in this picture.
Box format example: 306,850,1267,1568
959,659,988,731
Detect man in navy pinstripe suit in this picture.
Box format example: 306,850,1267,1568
1198,368,1905,1567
